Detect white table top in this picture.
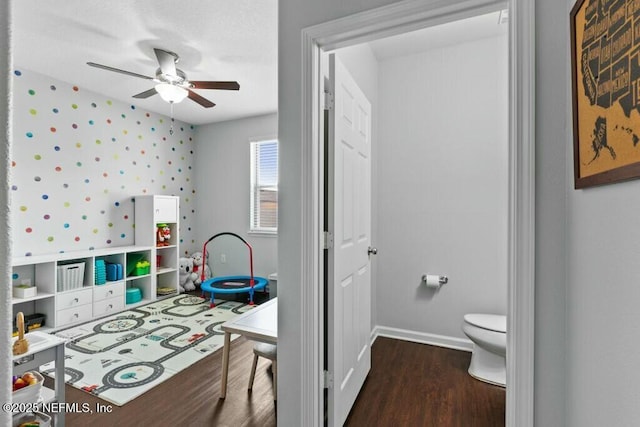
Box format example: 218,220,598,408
12,331,66,360
221,298,277,344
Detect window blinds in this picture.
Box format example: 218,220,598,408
250,140,278,232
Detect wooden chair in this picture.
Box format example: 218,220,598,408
248,342,277,399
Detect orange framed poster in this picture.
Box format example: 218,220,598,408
571,0,640,188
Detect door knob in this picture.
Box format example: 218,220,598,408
367,247,378,256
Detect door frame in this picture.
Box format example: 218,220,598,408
300,0,535,426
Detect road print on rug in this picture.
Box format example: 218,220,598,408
41,295,253,406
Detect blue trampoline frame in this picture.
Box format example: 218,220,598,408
200,275,268,308
198,232,267,307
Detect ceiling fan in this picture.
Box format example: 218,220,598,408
87,48,240,108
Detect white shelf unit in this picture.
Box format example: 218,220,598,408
134,195,180,297
11,246,153,332
10,195,179,334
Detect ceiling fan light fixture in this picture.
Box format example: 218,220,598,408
155,83,188,103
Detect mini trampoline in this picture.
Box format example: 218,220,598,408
199,232,267,307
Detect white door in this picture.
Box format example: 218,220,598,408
326,54,373,426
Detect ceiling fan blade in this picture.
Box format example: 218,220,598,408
132,88,158,99
154,48,177,76
87,62,155,80
189,81,240,91
187,90,216,108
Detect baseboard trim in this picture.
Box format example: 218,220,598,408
371,325,473,352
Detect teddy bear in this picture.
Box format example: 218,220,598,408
179,257,198,292
190,251,212,286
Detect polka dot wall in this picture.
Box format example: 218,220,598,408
11,68,197,257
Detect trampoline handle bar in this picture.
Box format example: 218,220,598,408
202,232,256,287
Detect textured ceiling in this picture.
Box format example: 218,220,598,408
10,4,503,126
11,0,278,125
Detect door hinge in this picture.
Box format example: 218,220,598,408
324,90,334,110
323,231,334,249
323,370,334,389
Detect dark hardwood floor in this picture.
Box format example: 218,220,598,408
51,336,277,427
345,337,505,427
49,334,503,426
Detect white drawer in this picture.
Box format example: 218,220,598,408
154,197,178,222
93,296,124,317
94,282,124,302
56,288,92,309
56,303,92,327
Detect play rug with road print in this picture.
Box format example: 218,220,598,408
40,294,253,406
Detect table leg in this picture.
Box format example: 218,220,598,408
220,331,231,398
55,343,66,426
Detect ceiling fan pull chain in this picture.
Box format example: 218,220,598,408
169,101,175,135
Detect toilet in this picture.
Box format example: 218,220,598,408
462,313,507,387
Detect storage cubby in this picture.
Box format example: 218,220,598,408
95,253,125,285
56,257,91,291
156,246,177,273
11,262,56,303
124,249,152,306
11,298,54,336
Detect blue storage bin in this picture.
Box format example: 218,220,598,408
106,263,124,281
126,287,142,304
95,260,107,285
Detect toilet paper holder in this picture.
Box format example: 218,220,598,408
421,274,448,285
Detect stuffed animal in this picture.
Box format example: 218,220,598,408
179,257,198,292
191,251,212,286
157,224,171,247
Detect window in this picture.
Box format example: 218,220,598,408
250,140,278,233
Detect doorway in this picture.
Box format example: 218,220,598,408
301,0,535,426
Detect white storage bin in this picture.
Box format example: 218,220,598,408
11,371,43,405
57,262,85,291
13,286,37,299
12,411,51,427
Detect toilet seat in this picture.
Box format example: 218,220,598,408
464,314,506,333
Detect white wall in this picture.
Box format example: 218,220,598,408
9,69,197,257
375,34,508,340
562,2,640,426
194,113,278,279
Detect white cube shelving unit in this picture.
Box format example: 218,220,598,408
11,246,152,332
10,195,180,333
